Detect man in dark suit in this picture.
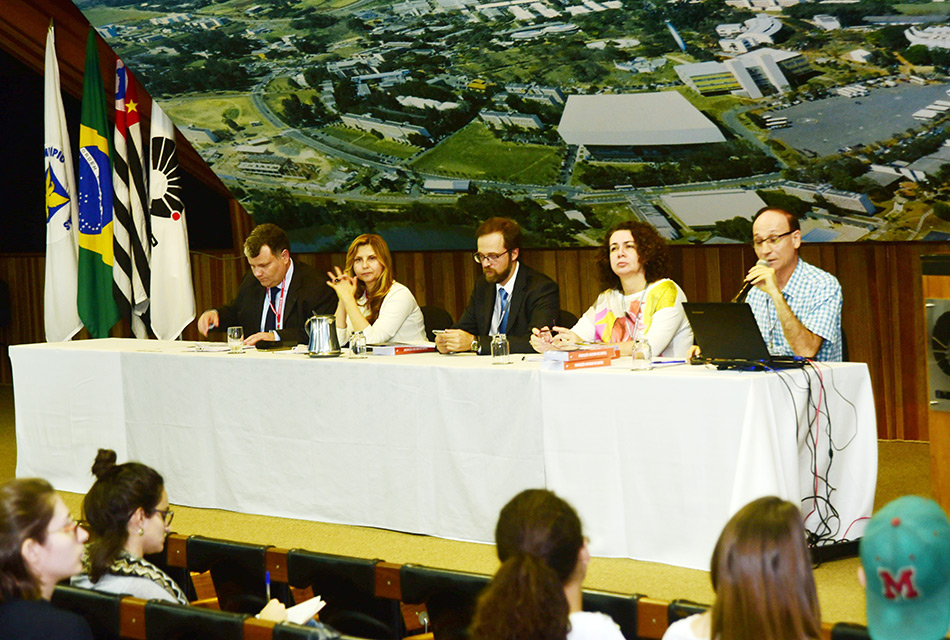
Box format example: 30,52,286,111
436,217,559,355
197,223,336,345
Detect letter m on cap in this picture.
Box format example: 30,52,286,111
878,567,920,600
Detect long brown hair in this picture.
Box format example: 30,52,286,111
345,234,394,324
596,220,670,291
82,449,165,582
469,489,582,640
710,496,821,640
0,478,58,601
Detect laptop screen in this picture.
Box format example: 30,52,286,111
683,302,772,361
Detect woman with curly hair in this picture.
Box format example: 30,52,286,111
0,477,93,639
469,489,623,640
531,220,692,357
662,496,822,640
327,234,426,346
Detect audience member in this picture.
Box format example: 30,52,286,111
436,217,559,355
469,489,624,640
662,496,821,640
859,495,950,640
72,449,188,603
197,223,337,345
0,478,93,640
327,234,426,345
744,207,842,361
74,450,286,620
532,221,692,358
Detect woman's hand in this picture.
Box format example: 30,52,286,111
550,326,582,350
258,598,288,622
530,327,555,353
326,267,357,299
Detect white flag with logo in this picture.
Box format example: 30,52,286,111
149,101,195,340
43,24,82,342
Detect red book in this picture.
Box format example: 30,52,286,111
541,356,614,371
370,344,436,356
542,345,620,362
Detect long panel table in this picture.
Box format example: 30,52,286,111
11,339,876,569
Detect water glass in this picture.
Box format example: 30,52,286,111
631,338,652,371
491,334,511,365
350,331,368,358
227,326,244,354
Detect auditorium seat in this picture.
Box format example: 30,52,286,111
271,621,343,640
582,589,641,640
399,565,490,640
52,585,123,640
144,600,246,640
285,549,399,640
186,536,287,614
420,306,454,342
667,598,709,625
830,622,870,640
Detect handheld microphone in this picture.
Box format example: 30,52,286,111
731,259,768,303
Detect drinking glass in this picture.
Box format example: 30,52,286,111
491,334,511,365
631,338,652,371
350,331,368,358
227,326,244,354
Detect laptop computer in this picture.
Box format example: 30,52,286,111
683,302,807,370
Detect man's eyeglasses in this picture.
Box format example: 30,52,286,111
752,231,793,248
473,251,509,264
151,508,174,526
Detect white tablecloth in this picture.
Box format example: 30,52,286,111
11,339,877,569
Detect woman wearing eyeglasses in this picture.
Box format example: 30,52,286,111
71,449,190,604
0,477,93,639
531,220,692,358
75,450,287,618
327,234,427,346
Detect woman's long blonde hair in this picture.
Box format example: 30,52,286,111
345,234,394,324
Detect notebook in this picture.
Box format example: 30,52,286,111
683,302,806,370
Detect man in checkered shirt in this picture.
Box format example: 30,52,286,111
743,207,843,361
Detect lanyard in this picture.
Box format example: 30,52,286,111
267,271,290,330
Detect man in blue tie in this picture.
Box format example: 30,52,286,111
197,224,337,345
436,217,560,355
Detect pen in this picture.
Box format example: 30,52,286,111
265,570,271,601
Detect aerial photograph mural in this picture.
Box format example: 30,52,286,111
76,0,950,250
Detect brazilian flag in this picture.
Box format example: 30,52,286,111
77,29,118,338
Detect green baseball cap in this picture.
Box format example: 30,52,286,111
860,496,950,640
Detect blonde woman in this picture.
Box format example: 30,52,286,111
327,234,426,345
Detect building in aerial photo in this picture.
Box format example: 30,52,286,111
556,91,725,159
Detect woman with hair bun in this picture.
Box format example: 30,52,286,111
662,496,822,640
71,449,188,604
0,477,93,639
73,450,287,620
469,489,624,640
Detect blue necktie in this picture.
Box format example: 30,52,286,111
264,287,279,331
498,288,510,334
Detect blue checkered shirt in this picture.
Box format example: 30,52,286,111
746,258,843,361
